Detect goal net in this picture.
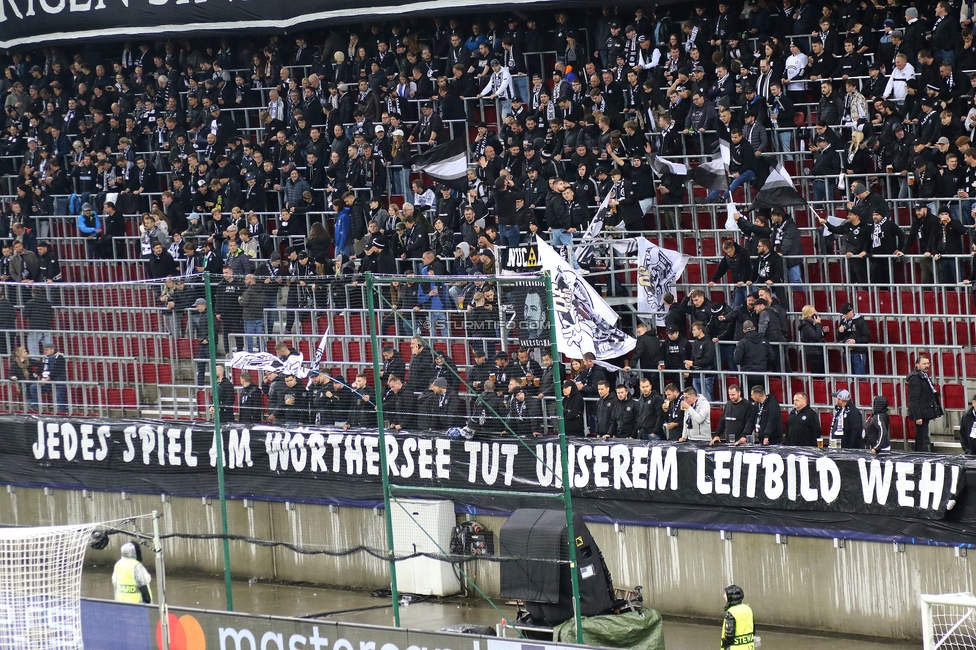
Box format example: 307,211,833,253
922,593,976,650
0,523,97,649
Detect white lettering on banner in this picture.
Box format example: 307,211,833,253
262,631,285,650
229,428,252,469
918,462,945,511
23,420,966,515
896,461,916,508
220,627,258,649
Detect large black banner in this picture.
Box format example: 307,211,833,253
7,415,976,544
0,0,617,49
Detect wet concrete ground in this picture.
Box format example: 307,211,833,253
81,568,915,649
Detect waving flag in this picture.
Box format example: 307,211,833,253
306,327,330,388
746,159,807,212
536,240,635,362
229,351,310,378
573,193,621,267
410,135,469,192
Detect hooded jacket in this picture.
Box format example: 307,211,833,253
681,394,712,441
733,330,774,371
562,382,585,436
864,396,891,452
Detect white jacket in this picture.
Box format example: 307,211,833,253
682,395,712,441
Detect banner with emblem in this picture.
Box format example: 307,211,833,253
627,238,689,325
536,240,635,361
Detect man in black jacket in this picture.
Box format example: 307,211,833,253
660,326,690,390
612,384,637,438
786,392,821,447
868,208,905,284
810,135,841,210
686,321,716,401
848,182,889,222
626,321,661,386
820,212,870,285
488,175,525,248
750,239,784,288
594,380,618,438
237,371,263,424
750,385,782,445
383,374,417,430
406,337,436,393
837,302,870,375
634,377,664,439
907,355,942,452
828,389,863,449
734,320,774,391
715,384,755,445
709,240,752,308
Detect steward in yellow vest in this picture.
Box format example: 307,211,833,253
721,584,754,649
112,542,153,604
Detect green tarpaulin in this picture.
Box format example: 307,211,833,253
553,609,666,650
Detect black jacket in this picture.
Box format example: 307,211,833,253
710,245,752,284
830,404,864,449
907,369,943,422
960,407,976,455
864,411,891,452
613,396,637,438
754,395,783,445
786,405,821,447
733,331,774,371
715,399,755,443
689,336,716,374
635,390,664,439
631,331,662,370
237,384,263,424
406,347,436,393
661,336,690,370
595,394,618,436
562,384,586,436
383,387,417,430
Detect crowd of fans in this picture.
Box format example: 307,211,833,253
0,0,974,452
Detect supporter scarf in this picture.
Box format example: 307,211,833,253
871,216,887,248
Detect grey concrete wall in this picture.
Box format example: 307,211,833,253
3,487,974,640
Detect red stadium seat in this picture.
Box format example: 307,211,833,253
944,384,966,410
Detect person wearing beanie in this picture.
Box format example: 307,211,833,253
864,396,892,454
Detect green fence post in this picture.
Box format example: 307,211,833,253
204,271,234,612
544,270,584,644
366,272,401,627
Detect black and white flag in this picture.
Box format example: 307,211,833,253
409,135,469,192
646,154,688,177
613,238,689,325
689,157,728,192
537,240,636,361
573,193,622,267
229,351,309,378
747,159,807,212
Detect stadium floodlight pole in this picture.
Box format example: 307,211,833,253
204,271,234,612
365,271,401,628
152,510,170,650
543,270,584,645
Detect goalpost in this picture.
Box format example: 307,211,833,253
922,593,976,650
0,523,97,649
0,513,167,650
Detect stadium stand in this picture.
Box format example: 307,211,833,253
1,3,975,452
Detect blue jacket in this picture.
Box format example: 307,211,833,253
417,265,448,311
76,211,101,236
334,207,351,252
